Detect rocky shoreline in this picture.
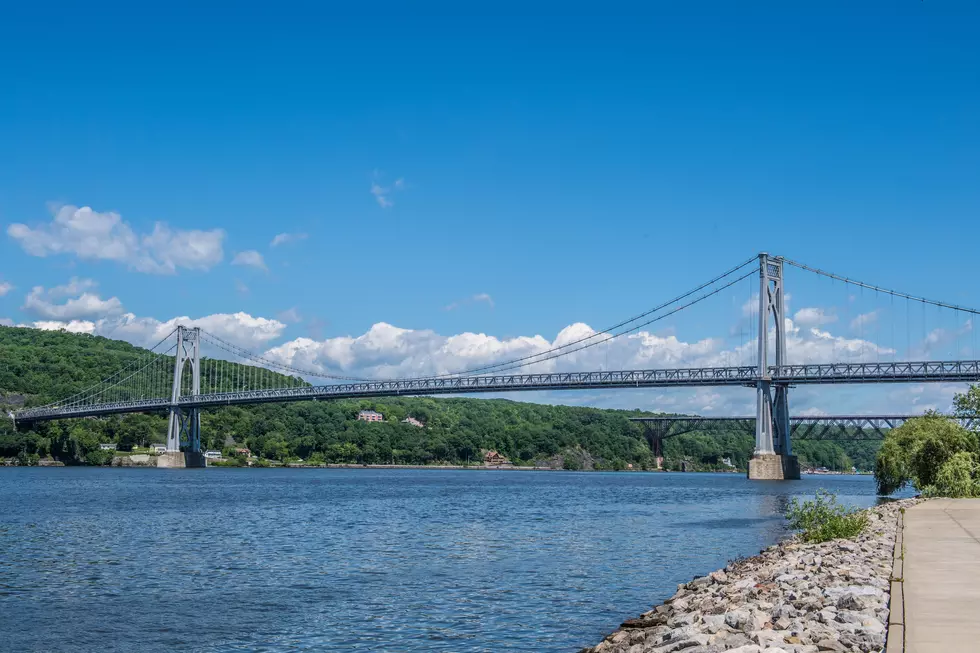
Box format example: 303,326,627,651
583,499,915,653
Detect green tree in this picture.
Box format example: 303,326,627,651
875,413,978,495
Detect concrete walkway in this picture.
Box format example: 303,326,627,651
904,499,980,652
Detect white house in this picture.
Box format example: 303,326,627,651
99,443,117,451
204,450,222,460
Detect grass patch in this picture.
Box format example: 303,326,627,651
787,490,868,543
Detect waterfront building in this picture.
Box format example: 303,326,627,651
357,410,383,422
483,450,511,467
204,451,222,460
99,443,117,451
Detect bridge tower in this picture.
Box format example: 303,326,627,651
748,254,801,480
159,325,206,468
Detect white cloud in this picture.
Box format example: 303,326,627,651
0,317,13,327
794,307,838,327
32,319,97,334
262,320,727,381
231,250,267,271
0,282,12,297
370,171,406,208
270,232,307,247
22,278,124,320
445,292,495,311
107,312,287,350
276,307,302,324
7,204,225,274
850,311,878,330
16,310,285,352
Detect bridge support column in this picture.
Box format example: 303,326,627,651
748,254,800,480
161,326,206,468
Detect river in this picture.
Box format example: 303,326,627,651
0,468,884,652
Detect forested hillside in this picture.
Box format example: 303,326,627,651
0,326,880,469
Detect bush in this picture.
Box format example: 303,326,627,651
16,450,40,466
84,449,115,466
874,414,978,495
786,490,868,543
923,452,980,498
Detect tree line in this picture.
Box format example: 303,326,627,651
1,325,881,470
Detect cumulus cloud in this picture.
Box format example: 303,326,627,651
794,307,837,327
108,312,287,350
32,319,97,334
850,311,878,330
7,205,225,274
231,250,267,271
261,320,728,381
0,281,12,297
22,278,124,320
270,232,307,247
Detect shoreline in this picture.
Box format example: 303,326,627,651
581,499,914,653
1,457,873,475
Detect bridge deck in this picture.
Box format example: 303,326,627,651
13,360,980,423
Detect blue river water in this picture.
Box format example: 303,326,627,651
0,469,885,652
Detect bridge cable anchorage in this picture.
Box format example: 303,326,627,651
196,254,759,384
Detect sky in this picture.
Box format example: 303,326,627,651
1,2,979,417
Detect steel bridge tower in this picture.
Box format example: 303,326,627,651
748,254,801,480
159,325,206,468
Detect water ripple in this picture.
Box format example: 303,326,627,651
0,468,881,652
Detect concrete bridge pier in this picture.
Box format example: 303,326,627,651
156,451,207,468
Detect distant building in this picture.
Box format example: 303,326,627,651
99,443,117,451
204,451,222,460
153,445,168,454
401,417,425,428
483,450,512,467
235,448,252,458
357,410,383,422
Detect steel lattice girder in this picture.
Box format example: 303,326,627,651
628,415,977,440
13,360,980,423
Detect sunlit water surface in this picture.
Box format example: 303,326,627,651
0,469,886,652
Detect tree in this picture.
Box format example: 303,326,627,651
954,385,980,417
875,413,978,495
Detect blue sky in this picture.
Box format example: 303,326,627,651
1,2,979,415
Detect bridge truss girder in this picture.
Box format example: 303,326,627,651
631,415,978,443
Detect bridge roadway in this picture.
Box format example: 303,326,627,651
14,359,980,423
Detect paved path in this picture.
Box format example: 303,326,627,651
904,499,980,652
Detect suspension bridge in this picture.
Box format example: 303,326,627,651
10,253,980,476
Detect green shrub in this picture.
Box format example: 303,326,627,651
923,452,980,498
786,490,868,543
84,449,115,466
874,414,978,495
16,450,40,466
